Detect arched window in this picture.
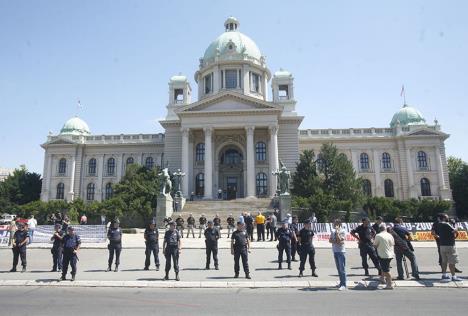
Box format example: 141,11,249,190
382,152,391,169
196,143,205,161
126,157,134,166
417,151,428,169
256,172,268,196
58,158,67,175
384,179,394,198
86,183,95,201
421,178,431,196
195,173,204,196
360,153,369,170
107,158,115,176
222,149,242,165
256,142,266,161
145,157,154,169
88,158,97,175
56,183,65,200
362,179,372,197
105,183,113,200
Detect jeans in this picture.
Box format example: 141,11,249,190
333,252,347,287
396,249,419,278
29,229,35,244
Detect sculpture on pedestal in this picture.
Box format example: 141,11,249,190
158,168,172,196
173,169,186,198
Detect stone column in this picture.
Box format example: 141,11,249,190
68,152,76,201
373,150,382,196
97,155,104,200
204,127,213,199
406,147,416,198
43,154,53,201
269,125,279,197
246,126,256,198
435,144,447,191
351,150,359,173
181,128,190,197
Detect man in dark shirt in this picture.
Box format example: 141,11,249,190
276,221,295,270
298,219,318,277
144,220,159,271
389,223,419,280
175,215,185,238
107,219,122,272
10,223,29,272
186,213,196,238
198,214,207,238
204,221,220,270
372,216,383,236
50,223,64,272
231,222,251,279
226,214,235,238
350,217,381,276
244,213,254,241
61,226,81,281
163,221,181,281
290,216,299,261
434,215,462,281
213,214,222,238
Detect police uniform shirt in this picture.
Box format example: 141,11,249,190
187,217,195,225
276,227,293,243
205,227,219,245
14,230,29,246
351,225,374,244
52,231,64,248
164,229,181,247
144,228,159,244
108,227,122,243
63,234,81,249
244,216,253,227
231,230,248,250
213,217,221,226
291,223,299,234
298,228,314,247
176,218,184,226
227,217,235,226
199,217,207,225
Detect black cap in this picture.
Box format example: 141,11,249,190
304,219,311,224
237,221,243,225
169,221,176,226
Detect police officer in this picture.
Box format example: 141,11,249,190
275,220,294,270
10,223,29,272
50,223,64,272
350,217,381,276
290,216,299,261
231,222,251,279
213,214,222,238
297,219,318,277
144,219,160,271
205,220,220,270
226,214,235,238
107,219,122,272
186,213,196,238
163,221,181,281
198,214,207,238
61,226,81,281
176,215,185,238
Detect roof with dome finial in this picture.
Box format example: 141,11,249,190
390,104,426,128
202,17,262,64
59,116,91,136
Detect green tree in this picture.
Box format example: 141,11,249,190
448,156,468,219
0,166,42,207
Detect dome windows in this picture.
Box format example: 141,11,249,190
204,73,213,95
224,17,239,32
250,72,261,94
225,69,238,89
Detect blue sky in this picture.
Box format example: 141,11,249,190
1,0,467,174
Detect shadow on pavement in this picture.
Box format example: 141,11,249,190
35,279,60,283
182,268,206,271
206,276,234,280
84,269,107,273
137,278,163,281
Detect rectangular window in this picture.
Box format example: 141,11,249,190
204,73,213,94
221,70,224,88
251,72,261,93
225,69,237,89
278,85,289,99
174,89,184,103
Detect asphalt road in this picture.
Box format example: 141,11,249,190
0,287,467,316
0,247,467,282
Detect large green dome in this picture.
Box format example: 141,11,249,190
60,116,91,136
203,17,262,63
390,105,426,127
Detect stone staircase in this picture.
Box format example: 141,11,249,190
175,198,273,222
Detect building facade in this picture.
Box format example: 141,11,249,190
40,17,452,203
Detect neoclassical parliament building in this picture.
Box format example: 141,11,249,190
40,17,452,204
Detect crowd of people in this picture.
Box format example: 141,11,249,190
5,211,464,290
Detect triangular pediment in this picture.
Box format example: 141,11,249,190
407,128,447,137
44,137,78,146
176,91,282,115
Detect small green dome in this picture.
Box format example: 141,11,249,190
60,116,91,136
203,18,262,63
390,105,426,127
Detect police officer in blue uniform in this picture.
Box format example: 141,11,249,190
298,219,318,277
350,217,381,276
275,220,295,270
144,219,160,271
290,216,299,261
61,226,81,281
231,222,251,279
205,220,220,270
50,223,64,272
163,221,181,281
10,223,29,272
107,219,122,272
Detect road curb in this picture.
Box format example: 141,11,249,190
0,279,465,289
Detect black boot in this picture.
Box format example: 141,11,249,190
156,265,160,271
106,265,112,272
215,265,219,270
164,273,169,280
234,272,239,278
9,267,16,272
144,266,149,271
299,271,303,277
175,272,180,281
21,266,26,273
71,274,75,282
278,263,282,270
114,264,119,272
60,275,66,281
205,263,210,270
288,263,292,270
312,269,318,277
245,273,251,279
364,268,369,276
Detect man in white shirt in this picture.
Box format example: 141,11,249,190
374,224,395,289
27,215,37,244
